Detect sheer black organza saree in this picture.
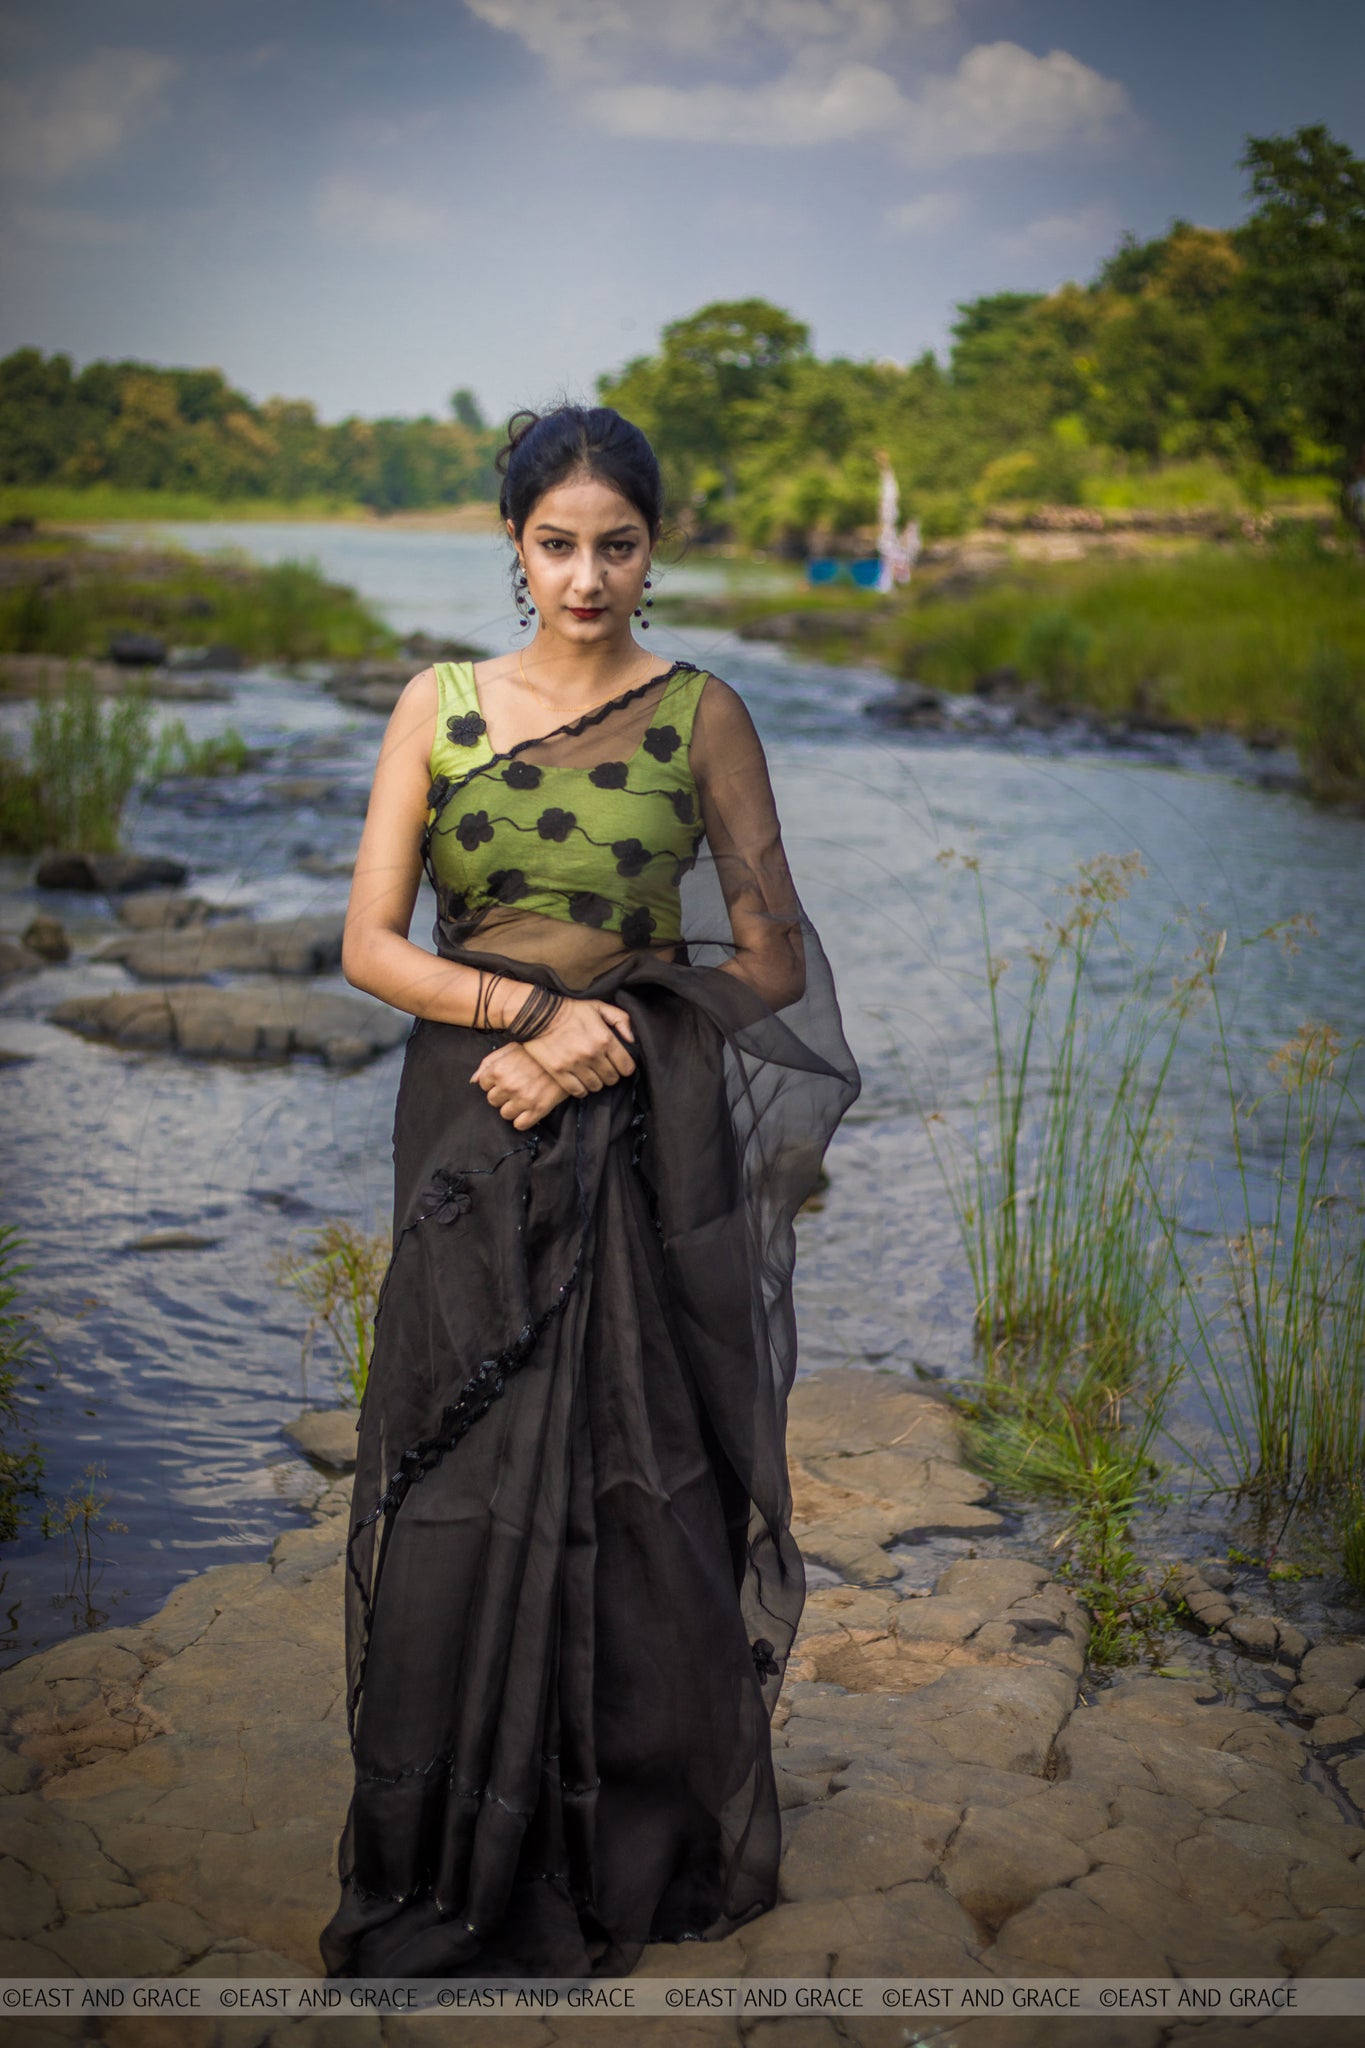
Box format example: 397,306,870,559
320,672,859,1977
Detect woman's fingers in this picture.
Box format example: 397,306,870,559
598,1001,634,1042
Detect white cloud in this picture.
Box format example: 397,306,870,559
902,42,1132,165
0,49,177,183
590,55,906,144
586,40,1129,161
313,171,449,249
884,189,966,234
995,201,1119,268
462,0,947,70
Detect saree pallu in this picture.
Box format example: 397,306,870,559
319,949,856,1978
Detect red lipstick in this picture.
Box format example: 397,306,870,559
568,607,604,620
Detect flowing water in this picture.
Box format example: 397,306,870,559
2,524,1363,1666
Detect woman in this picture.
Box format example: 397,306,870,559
321,405,858,1977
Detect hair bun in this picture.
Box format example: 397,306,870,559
496,410,542,478
496,404,662,539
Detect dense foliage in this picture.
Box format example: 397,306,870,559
599,126,1363,545
0,357,499,513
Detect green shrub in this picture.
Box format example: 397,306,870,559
276,1220,391,1403
1298,651,1365,805
0,1228,44,1544
0,670,156,853
1018,608,1094,703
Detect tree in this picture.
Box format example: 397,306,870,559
1238,125,1365,529
450,387,485,431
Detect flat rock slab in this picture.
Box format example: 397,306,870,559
0,1362,1361,2023
115,891,239,931
284,1409,360,1472
51,984,409,1067
35,853,189,894
94,914,345,979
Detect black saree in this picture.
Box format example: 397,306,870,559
320,669,859,1976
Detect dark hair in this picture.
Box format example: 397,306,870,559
497,405,663,539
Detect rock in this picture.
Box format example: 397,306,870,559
284,1409,359,1473
0,937,43,979
50,984,409,1067
1289,1681,1355,1720
297,852,356,879
1299,1642,1365,1692
401,633,487,664
35,853,188,894
1275,1621,1309,1663
1198,1562,1235,1590
867,684,946,731
1169,1564,1235,1633
123,1232,222,1253
95,914,345,980
20,915,70,962
1227,1614,1281,1658
107,631,168,667
973,664,1024,699
777,1789,958,1901
941,1802,1090,1930
171,643,246,673
116,891,222,931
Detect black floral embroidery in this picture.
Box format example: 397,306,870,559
620,906,657,949
441,889,470,922
612,837,652,878
536,807,576,842
487,868,528,903
446,712,487,748
426,773,451,811
455,810,495,851
568,892,612,928
588,760,629,789
642,725,681,763
418,1170,473,1225
670,789,695,824
503,760,542,790
751,1638,781,1681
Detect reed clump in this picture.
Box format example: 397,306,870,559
0,669,155,853
0,1228,45,1544
276,1220,391,1404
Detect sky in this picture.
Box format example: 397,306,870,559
2,0,1363,424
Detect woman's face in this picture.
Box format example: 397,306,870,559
510,473,652,644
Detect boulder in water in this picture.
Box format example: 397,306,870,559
51,984,409,1067
95,913,345,980
107,631,168,667
21,914,70,962
36,853,189,894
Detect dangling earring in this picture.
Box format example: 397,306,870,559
633,571,653,630
514,564,536,630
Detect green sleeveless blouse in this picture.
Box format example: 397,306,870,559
424,659,709,949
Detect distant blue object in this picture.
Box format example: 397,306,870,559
805,556,882,588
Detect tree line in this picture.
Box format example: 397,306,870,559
2,127,1360,535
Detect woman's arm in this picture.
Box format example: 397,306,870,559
342,670,639,1094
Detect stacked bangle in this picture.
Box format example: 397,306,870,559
473,972,563,1041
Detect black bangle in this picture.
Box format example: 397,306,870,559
503,985,563,1041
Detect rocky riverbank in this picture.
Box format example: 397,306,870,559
1,1368,1360,2046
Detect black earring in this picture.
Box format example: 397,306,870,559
514,565,535,629
634,572,653,628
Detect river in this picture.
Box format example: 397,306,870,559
1,523,1362,1665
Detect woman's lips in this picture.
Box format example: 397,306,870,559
567,606,604,619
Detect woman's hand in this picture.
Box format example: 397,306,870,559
523,997,635,1097
471,1043,570,1129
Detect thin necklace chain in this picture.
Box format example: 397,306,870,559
516,642,651,715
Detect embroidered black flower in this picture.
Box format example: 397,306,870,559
486,868,528,903
588,760,629,789
670,789,695,824
612,837,652,878
455,810,495,851
446,712,487,748
503,760,542,790
536,806,576,842
568,891,612,928
419,1170,473,1225
426,773,452,811
620,906,657,949
751,1637,781,1681
642,724,681,763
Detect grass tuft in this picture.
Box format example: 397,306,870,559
275,1220,391,1404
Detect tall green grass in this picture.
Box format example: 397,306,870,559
0,1228,45,1544
0,484,366,524
0,549,392,664
884,543,1365,746
276,1220,390,1404
0,670,155,853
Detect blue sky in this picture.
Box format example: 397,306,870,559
2,1,1362,422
